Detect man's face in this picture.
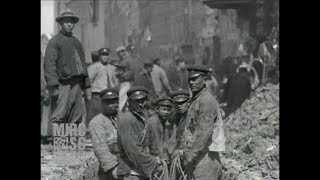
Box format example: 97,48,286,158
156,105,172,121
118,51,127,59
60,18,75,33
188,75,206,92
102,98,119,116
129,98,147,113
144,65,153,74
100,54,109,64
175,101,189,114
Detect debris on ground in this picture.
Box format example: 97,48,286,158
41,144,99,180
221,83,279,180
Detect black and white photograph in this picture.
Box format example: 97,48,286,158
41,0,279,179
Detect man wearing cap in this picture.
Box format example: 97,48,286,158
168,90,190,156
135,60,156,98
89,88,120,180
178,65,225,180
115,46,135,112
167,56,189,91
87,48,119,121
150,57,172,97
146,96,174,162
44,10,89,127
117,86,164,180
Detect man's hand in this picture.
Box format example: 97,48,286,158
84,89,92,100
112,166,117,179
152,163,164,178
43,89,50,103
172,149,184,160
48,85,59,97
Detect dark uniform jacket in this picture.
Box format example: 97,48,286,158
146,114,174,159
44,30,88,87
168,110,188,153
117,109,160,177
181,88,225,179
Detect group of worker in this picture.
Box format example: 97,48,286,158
42,10,225,180
89,64,225,180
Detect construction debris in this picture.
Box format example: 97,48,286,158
221,83,279,180
41,145,99,180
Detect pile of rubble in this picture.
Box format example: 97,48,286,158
221,83,279,180
41,145,99,180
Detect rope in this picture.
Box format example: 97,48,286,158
169,153,187,180
151,159,169,180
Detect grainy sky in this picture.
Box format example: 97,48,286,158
41,0,55,35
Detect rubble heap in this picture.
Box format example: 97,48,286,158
221,83,279,180
41,145,99,180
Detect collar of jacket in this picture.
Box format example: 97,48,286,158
59,30,73,37
191,87,207,100
129,108,147,125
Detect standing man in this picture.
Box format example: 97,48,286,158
167,56,189,91
134,60,158,117
113,60,132,112
146,96,174,162
44,10,88,127
115,46,135,112
87,48,118,121
135,60,156,99
117,86,164,180
150,57,172,97
177,65,225,180
89,88,120,180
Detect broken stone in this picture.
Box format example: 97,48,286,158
222,84,279,179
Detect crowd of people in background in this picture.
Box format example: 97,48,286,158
41,10,279,180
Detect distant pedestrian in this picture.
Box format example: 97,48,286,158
87,48,118,121
116,46,135,112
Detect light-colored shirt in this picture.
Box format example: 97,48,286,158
150,64,172,97
87,62,118,93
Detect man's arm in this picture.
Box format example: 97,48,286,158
160,69,172,93
43,40,60,87
146,121,161,157
87,65,98,86
89,121,118,172
118,117,158,177
183,97,218,166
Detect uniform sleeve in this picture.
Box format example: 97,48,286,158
147,123,161,157
78,41,88,77
118,118,158,177
43,39,60,87
183,96,218,165
89,121,118,172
